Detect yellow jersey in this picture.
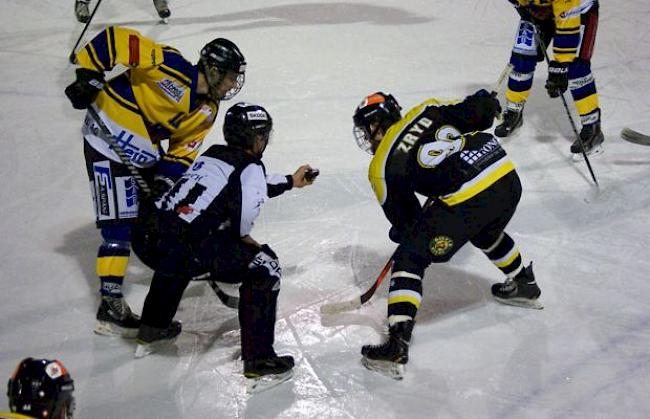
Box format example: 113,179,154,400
75,26,218,178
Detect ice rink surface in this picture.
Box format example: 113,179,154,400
1,0,649,417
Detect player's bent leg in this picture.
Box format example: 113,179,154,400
239,245,294,393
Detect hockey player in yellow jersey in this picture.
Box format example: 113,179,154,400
352,90,542,379
496,0,604,156
64,26,246,337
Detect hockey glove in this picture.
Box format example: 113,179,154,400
545,61,568,98
464,89,502,128
152,175,175,199
64,68,105,109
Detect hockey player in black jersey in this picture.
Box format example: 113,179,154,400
352,90,542,379
64,27,246,339
130,102,316,392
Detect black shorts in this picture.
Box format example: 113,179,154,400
397,171,522,265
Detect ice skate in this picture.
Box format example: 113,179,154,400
134,321,182,358
491,263,543,309
571,122,604,160
75,0,90,23
495,108,523,138
244,355,295,393
94,296,141,338
361,320,413,380
153,0,170,23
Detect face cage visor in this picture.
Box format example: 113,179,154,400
205,66,246,101
353,124,376,155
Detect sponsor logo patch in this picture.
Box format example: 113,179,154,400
246,110,268,120
429,236,454,256
158,78,186,103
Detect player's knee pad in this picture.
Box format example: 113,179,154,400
100,225,132,248
569,58,592,79
393,247,427,277
247,244,281,288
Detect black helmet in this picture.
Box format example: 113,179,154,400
199,38,246,101
223,102,273,156
353,92,402,154
7,358,75,419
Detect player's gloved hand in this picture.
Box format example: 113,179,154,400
389,226,412,244
466,89,502,120
64,68,105,109
152,175,175,199
545,61,568,98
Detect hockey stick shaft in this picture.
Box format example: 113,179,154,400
320,198,434,315
86,106,238,308
69,0,103,64
533,27,599,187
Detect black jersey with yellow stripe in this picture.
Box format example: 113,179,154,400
75,26,218,179
368,98,515,232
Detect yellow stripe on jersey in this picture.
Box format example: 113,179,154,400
96,256,129,277
440,157,515,206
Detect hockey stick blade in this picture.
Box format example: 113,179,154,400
621,128,650,146
320,297,362,315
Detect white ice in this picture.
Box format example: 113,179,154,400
1,1,650,418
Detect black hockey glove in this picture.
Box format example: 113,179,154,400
152,175,175,199
64,68,105,109
545,61,568,98
465,89,501,120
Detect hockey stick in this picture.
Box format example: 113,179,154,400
320,65,513,315
69,0,103,64
86,106,238,308
532,26,599,187
320,198,435,315
620,128,650,146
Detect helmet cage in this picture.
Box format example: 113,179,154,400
352,92,402,154
199,38,246,101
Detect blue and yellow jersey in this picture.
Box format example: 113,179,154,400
512,0,597,63
75,26,218,178
368,97,514,232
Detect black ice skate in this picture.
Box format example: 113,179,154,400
74,0,90,23
134,321,182,358
153,0,171,22
244,355,295,393
94,296,141,338
361,320,414,380
495,109,523,138
491,263,543,309
571,122,604,158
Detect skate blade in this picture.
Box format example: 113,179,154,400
361,357,405,380
246,370,294,394
94,321,138,338
571,145,604,161
493,296,544,310
159,17,169,24
134,343,154,359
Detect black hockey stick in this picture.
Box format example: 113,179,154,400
69,0,103,64
320,198,435,315
86,106,238,308
620,128,650,146
532,26,599,187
